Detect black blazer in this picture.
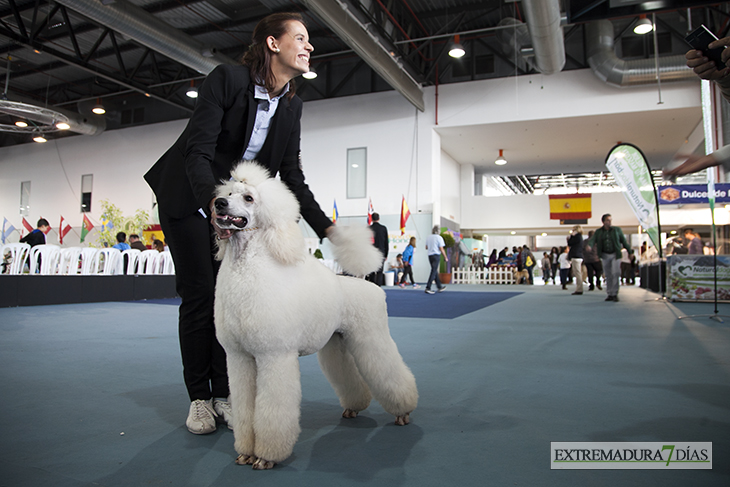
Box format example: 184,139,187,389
371,221,388,259
144,64,331,239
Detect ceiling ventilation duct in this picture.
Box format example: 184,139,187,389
301,0,424,111
521,0,565,75
54,0,236,74
586,19,695,87
496,0,565,75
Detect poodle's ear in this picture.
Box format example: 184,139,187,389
262,220,305,266
256,178,305,266
214,237,228,261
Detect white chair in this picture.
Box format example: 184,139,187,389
121,248,141,274
160,251,175,275
80,248,100,274
95,248,123,275
58,247,83,274
29,244,61,275
1,242,31,275
139,250,162,274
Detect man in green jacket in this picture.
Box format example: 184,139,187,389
586,214,632,302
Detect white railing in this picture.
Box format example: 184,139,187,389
451,265,517,285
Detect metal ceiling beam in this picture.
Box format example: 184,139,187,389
302,0,424,111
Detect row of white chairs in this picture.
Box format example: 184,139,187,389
0,243,175,276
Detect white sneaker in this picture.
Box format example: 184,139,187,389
213,396,233,430
186,399,217,435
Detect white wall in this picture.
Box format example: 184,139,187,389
0,68,702,248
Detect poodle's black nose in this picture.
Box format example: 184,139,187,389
214,198,228,212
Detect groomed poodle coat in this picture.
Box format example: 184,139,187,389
213,162,418,470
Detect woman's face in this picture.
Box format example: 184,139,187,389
270,21,313,81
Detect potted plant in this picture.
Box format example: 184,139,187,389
439,230,456,284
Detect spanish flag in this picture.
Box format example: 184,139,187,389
548,193,591,220
400,196,410,235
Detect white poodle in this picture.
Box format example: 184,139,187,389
213,162,419,470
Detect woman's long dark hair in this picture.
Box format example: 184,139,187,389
242,12,306,99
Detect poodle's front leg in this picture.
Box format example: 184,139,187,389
252,352,301,469
226,349,257,462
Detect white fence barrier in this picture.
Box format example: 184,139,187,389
451,265,517,285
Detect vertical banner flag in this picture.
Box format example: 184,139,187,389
548,194,592,220
2,218,16,244
605,143,660,251
400,196,411,235
367,199,374,225
59,216,72,245
332,200,339,223
80,214,94,243
22,217,33,234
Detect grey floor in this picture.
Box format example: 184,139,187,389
1,282,728,486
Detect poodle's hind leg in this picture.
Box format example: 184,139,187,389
318,333,372,418
251,353,302,469
226,349,257,463
344,324,418,425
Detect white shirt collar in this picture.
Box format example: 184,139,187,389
254,83,290,102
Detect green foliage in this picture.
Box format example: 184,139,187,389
440,231,455,248
439,230,455,273
313,249,324,259
93,199,150,249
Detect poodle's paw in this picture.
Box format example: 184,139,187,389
342,408,359,419
235,454,255,465
252,458,276,470
394,413,410,426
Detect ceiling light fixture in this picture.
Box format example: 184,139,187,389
15,120,28,127
449,35,465,58
92,98,106,115
186,81,198,98
495,149,507,165
33,133,47,143
56,122,71,130
302,67,318,80
634,15,654,35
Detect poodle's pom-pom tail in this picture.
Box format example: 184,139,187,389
329,225,383,276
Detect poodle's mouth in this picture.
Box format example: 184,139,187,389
216,213,248,229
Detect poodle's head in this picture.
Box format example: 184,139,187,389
214,161,304,264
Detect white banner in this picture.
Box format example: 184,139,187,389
605,144,660,252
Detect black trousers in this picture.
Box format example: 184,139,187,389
585,261,603,286
399,263,415,284
159,209,229,402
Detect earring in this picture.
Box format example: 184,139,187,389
274,48,280,53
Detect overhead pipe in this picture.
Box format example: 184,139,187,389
521,0,565,75
586,19,695,87
54,0,236,75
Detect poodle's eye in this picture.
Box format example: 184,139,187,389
228,193,232,196
244,195,254,202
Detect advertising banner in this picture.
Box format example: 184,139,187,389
657,184,730,205
605,144,660,251
667,254,730,302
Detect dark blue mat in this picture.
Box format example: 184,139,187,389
384,289,521,319
136,292,521,320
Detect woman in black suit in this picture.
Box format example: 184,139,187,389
145,12,332,435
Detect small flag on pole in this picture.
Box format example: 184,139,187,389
22,217,33,233
367,199,374,225
59,216,72,245
42,218,52,234
100,215,114,232
80,214,94,243
400,196,411,235
332,200,339,223
2,218,16,244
